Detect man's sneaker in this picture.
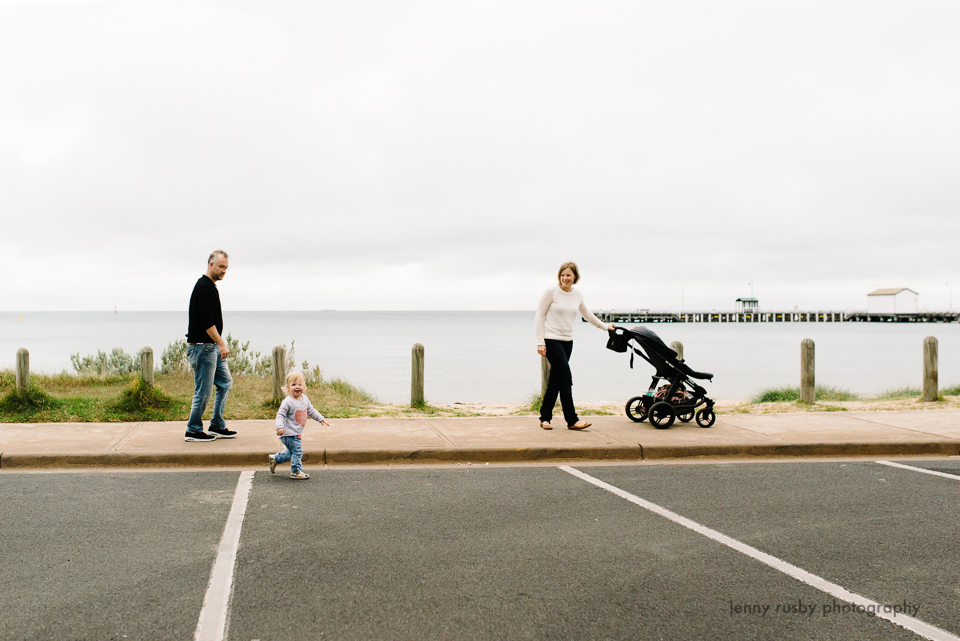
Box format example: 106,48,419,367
269,454,277,474
209,426,237,439
290,471,310,480
185,431,215,442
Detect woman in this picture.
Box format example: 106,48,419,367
535,261,614,430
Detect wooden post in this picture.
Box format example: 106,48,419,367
272,346,286,400
800,339,815,404
669,341,684,360
540,355,551,396
923,336,938,402
411,343,425,406
16,348,29,392
139,347,154,387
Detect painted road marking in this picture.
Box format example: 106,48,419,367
194,471,255,641
560,465,959,641
877,460,960,480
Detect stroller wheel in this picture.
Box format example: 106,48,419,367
677,412,694,423
625,396,647,422
649,402,676,429
695,408,716,428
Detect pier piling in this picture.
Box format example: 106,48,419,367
16,348,29,392
800,339,815,404
272,346,286,401
411,343,425,406
139,347,154,387
923,336,938,402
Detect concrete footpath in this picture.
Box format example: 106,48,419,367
3,408,960,469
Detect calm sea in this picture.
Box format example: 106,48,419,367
3,311,959,404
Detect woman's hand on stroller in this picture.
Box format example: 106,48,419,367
607,324,617,332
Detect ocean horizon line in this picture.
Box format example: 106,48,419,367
5,309,539,314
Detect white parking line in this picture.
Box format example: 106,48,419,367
194,471,255,641
877,461,960,480
560,465,959,641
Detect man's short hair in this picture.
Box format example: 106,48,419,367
208,250,229,265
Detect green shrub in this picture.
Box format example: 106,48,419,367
301,361,323,385
225,335,295,377
71,348,140,377
160,340,189,374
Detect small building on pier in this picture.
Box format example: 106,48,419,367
867,288,918,314
736,297,759,313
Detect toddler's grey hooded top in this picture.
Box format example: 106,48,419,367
275,394,325,437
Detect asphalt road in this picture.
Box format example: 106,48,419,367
2,459,959,640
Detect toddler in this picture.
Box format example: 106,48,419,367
270,371,330,479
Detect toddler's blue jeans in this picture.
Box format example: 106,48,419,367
274,435,303,473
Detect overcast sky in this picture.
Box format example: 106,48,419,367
2,0,958,312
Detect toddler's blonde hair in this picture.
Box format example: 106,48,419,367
283,371,306,394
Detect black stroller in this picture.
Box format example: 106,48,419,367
606,325,716,428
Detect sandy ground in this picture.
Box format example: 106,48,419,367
414,396,960,417
718,395,960,415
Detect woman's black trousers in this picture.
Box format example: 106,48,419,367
540,338,579,426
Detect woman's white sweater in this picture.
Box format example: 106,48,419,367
535,286,606,345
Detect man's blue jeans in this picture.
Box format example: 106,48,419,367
187,344,232,434
274,436,303,473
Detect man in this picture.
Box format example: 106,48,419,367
185,250,236,441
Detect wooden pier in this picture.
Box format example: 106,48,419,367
589,310,960,324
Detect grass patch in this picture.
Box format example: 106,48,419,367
109,379,183,421
404,402,456,415
809,404,848,412
752,384,859,404
939,384,960,396
872,386,922,401
514,390,611,415
0,369,381,422
580,407,615,416
814,385,859,402
521,391,543,413
0,386,62,415
753,386,800,403
308,377,380,418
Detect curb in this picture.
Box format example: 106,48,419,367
0,451,321,469
2,441,957,469
324,445,645,466
0,446,644,469
641,441,960,460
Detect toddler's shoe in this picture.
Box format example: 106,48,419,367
290,471,310,480
269,454,277,474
